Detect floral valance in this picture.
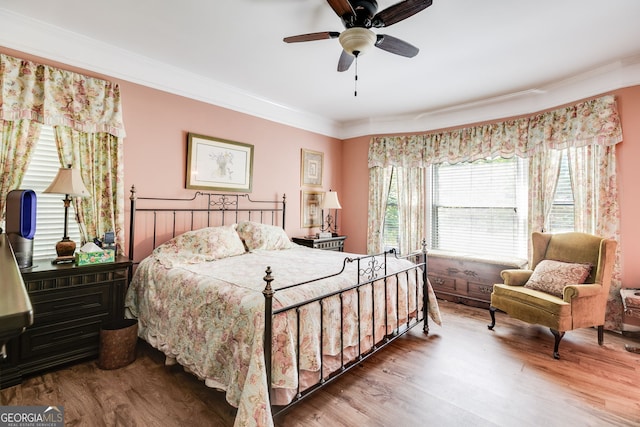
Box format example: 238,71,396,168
369,95,622,168
0,53,126,138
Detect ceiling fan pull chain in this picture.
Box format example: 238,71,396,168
354,53,359,97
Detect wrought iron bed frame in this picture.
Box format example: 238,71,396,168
127,186,430,420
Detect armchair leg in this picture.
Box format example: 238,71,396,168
550,329,565,359
597,325,604,345
487,306,497,330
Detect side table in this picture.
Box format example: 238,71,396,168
292,235,347,252
0,256,132,388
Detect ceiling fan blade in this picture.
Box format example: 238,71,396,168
375,34,419,57
283,31,340,43
337,50,355,72
372,0,433,28
326,0,355,19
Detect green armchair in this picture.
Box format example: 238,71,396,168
488,232,617,359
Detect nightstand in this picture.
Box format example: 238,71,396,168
0,256,132,389
292,235,347,252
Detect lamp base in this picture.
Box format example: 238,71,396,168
53,238,76,264
52,255,75,265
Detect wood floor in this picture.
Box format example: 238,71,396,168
2,300,639,427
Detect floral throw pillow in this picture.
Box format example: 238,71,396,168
152,224,246,267
236,221,294,251
523,259,592,298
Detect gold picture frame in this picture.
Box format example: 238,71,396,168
301,190,324,228
301,149,323,187
186,133,254,192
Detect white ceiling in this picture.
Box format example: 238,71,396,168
1,0,640,139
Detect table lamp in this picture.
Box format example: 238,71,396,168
319,190,342,238
44,166,90,264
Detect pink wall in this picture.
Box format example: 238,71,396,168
340,135,370,253
341,87,640,289
120,81,343,252
615,86,640,288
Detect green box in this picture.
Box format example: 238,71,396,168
75,249,115,265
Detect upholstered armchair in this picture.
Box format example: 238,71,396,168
488,232,617,359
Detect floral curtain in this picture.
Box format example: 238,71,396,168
367,166,393,254
396,167,425,256
367,166,425,255
0,54,126,137
368,95,622,168
0,119,41,223
0,53,126,251
528,149,562,237
567,144,622,330
54,126,124,250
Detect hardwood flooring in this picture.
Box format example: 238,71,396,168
2,300,639,426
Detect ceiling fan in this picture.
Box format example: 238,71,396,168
283,0,433,72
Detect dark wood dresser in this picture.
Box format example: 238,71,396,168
427,251,527,309
0,256,131,389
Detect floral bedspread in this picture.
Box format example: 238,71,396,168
125,246,441,427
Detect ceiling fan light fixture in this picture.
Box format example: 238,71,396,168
339,27,376,56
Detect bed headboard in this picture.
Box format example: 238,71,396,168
128,185,286,263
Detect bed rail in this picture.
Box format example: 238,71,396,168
263,241,429,417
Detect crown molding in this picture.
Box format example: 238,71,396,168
2,7,639,141
339,57,640,139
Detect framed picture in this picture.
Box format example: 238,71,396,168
186,133,254,192
301,190,324,228
301,149,323,187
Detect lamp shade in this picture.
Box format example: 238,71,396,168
44,167,90,197
323,191,342,210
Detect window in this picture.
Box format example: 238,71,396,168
547,152,575,233
430,157,528,260
19,125,82,260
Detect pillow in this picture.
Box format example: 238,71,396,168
523,259,592,298
236,221,294,251
152,224,246,267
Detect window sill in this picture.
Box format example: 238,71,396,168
427,249,527,269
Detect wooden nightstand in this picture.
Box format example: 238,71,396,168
0,256,132,389
292,235,347,252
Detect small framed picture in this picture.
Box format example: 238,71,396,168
186,133,254,192
301,190,324,228
301,149,323,187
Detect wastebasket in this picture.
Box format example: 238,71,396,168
98,319,138,370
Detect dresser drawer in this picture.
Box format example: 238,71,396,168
19,314,105,367
29,283,111,325
315,239,345,251
428,274,456,291
468,281,495,300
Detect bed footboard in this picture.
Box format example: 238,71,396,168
263,241,429,417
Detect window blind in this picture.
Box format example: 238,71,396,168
432,157,528,259
19,125,82,260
